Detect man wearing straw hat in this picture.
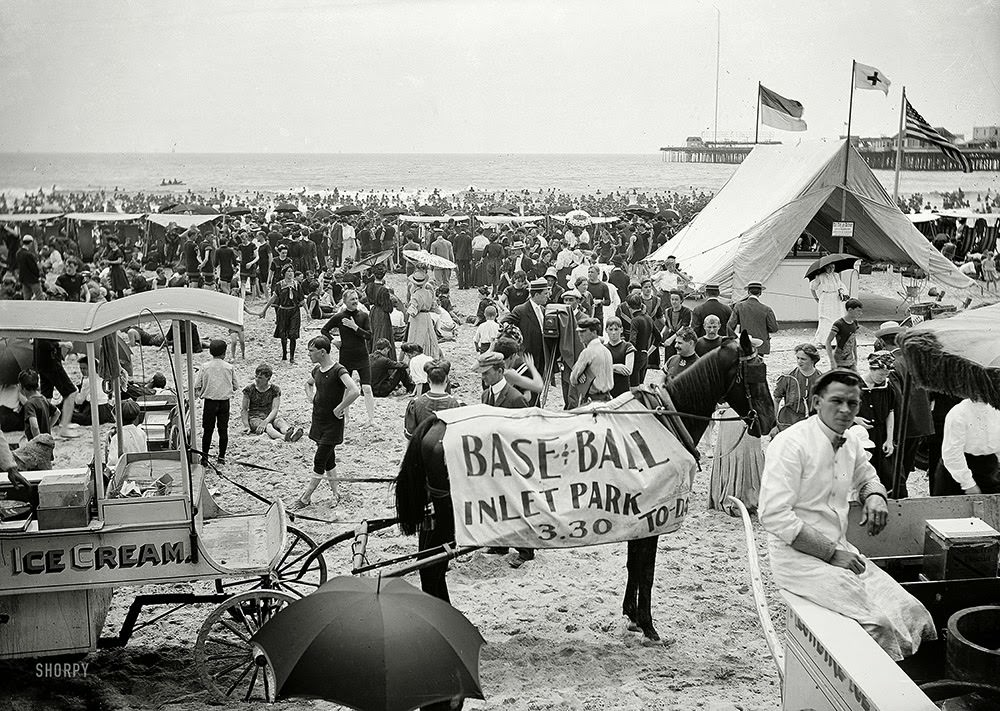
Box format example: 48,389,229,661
429,229,455,286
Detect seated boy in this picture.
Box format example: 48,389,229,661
370,338,413,397
399,342,433,397
18,369,51,441
240,363,303,441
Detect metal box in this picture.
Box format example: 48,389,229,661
36,504,91,530
922,517,1000,581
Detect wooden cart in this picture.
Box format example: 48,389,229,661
0,291,327,702
732,303,1000,710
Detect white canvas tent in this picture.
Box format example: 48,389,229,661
646,141,973,295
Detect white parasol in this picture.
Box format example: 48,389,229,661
564,209,592,227
402,249,457,270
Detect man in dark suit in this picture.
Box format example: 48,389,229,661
727,281,779,355
607,255,631,302
477,350,534,567
500,278,549,388
691,283,733,338
453,228,473,289
509,241,535,280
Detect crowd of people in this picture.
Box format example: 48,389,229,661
1,185,998,676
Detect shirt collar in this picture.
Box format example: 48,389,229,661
490,378,507,396
813,415,844,445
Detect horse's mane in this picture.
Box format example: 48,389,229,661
666,339,734,414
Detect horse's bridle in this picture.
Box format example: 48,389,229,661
721,352,766,451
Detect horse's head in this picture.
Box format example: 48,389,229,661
718,332,776,437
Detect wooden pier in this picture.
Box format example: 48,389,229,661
660,144,1000,171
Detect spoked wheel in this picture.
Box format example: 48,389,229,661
194,589,294,703
214,525,328,599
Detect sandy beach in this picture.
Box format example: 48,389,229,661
6,269,985,711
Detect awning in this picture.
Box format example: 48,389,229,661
899,303,1000,408
399,215,470,223
146,213,224,229
550,215,620,225
0,288,244,341
936,210,1000,227
474,216,545,224
906,213,941,224
65,212,146,222
0,213,64,222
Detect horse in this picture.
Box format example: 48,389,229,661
394,330,776,639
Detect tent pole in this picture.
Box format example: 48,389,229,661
892,87,907,205
839,60,856,245
754,82,761,144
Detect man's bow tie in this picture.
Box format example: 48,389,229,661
832,435,847,451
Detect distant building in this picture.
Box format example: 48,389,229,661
972,126,999,147
851,129,965,151
685,136,705,147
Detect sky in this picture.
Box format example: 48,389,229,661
1,0,998,154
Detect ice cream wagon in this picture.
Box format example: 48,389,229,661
731,303,1000,710
0,290,327,702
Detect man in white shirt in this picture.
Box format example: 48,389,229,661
569,317,614,404
759,369,935,660
934,398,1000,495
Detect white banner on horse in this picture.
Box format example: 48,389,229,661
437,394,697,549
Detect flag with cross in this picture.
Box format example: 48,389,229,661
853,62,891,95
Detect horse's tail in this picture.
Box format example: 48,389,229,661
395,415,437,535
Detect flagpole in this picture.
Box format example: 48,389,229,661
839,59,856,246
754,82,760,144
892,86,906,205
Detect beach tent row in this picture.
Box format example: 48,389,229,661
646,140,973,294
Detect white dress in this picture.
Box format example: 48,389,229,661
759,416,936,660
811,271,846,342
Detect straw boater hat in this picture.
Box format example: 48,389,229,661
528,277,549,293
511,241,525,250
410,271,428,285
704,283,721,296
746,281,764,291
875,321,904,339
474,351,505,372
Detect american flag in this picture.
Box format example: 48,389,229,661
904,98,973,173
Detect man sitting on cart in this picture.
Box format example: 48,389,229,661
759,369,937,661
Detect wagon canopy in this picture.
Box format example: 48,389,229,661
898,303,1000,408
0,288,244,341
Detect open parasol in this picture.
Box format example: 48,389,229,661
349,249,395,274
224,206,252,216
564,209,592,227
402,249,457,270
310,208,333,219
378,206,407,217
622,205,655,219
335,204,363,216
655,208,681,221
274,203,300,214
487,206,515,216
898,303,1000,409
803,253,860,280
416,205,442,217
252,576,485,711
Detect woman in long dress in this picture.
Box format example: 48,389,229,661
364,264,396,360
260,264,304,364
810,264,848,343
405,271,442,359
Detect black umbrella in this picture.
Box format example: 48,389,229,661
225,206,252,216
310,208,333,219
417,205,442,217
655,208,681,221
378,207,407,217
274,203,300,214
803,253,860,280
335,205,363,216
252,576,485,711
349,250,395,274
622,205,655,218
166,203,219,215
487,206,515,216
0,338,33,386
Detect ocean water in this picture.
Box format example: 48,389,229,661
1,152,997,201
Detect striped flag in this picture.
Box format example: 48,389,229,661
759,84,807,131
904,98,973,173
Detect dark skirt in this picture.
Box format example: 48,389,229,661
273,306,301,340
109,264,129,293
370,307,396,361
309,417,344,446
932,453,1000,496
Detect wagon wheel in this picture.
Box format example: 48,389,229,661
194,589,294,703
214,525,328,598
